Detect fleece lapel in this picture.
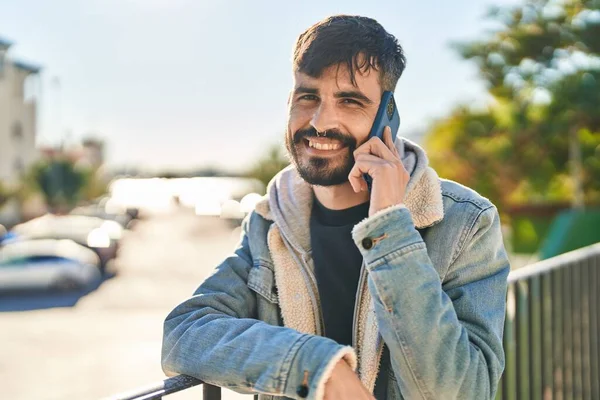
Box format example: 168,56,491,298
355,271,384,392
266,224,317,335
403,166,444,229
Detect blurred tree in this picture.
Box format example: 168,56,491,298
0,181,12,208
80,167,109,203
245,144,290,188
25,158,89,213
427,0,600,217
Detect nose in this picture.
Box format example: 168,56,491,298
310,101,340,133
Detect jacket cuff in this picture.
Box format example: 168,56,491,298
282,335,356,400
314,347,357,400
351,204,423,263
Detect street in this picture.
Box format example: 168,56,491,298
0,208,252,400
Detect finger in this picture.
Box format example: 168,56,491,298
355,153,385,164
383,126,394,149
383,126,400,157
354,135,398,162
348,162,368,193
348,156,387,192
347,163,364,193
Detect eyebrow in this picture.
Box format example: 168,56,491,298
334,90,374,105
293,86,319,96
293,86,374,104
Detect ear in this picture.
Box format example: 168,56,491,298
287,91,292,105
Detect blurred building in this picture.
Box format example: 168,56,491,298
81,137,105,168
0,36,41,187
39,137,106,169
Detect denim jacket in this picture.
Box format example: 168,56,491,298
161,138,509,400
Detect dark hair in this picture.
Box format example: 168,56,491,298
292,15,407,92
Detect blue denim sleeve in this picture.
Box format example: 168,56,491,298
352,205,509,400
161,215,353,399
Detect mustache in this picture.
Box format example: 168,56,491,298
293,127,356,147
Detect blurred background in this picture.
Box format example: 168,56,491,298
0,0,598,399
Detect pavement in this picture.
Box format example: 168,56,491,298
0,208,252,400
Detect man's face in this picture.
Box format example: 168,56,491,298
285,63,382,186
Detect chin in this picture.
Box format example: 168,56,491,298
297,158,353,187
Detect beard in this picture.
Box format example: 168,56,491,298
285,126,358,186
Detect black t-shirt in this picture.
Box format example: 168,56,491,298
309,196,369,346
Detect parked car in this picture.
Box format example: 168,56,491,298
0,239,101,292
11,214,123,272
69,204,132,229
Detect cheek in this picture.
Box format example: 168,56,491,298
344,113,374,144
288,105,312,130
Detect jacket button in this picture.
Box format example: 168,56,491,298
296,384,309,398
362,237,374,250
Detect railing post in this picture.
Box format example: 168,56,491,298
503,283,517,400
591,257,599,400
541,272,554,399
553,267,564,400
516,279,530,399
580,260,591,400
572,262,583,399
203,384,221,400
495,376,503,400
529,276,542,400
563,266,574,400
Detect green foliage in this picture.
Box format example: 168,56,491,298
427,0,600,218
245,144,290,188
510,215,556,253
25,158,90,212
0,181,13,208
81,168,109,203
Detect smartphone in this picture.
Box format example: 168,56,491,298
363,91,401,191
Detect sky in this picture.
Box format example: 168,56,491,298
0,0,520,174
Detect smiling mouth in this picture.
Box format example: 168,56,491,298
303,138,346,152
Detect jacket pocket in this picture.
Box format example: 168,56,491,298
247,262,279,304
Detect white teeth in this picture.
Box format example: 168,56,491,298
308,140,341,151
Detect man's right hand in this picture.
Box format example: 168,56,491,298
323,359,375,400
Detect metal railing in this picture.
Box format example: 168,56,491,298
108,372,255,399
498,242,600,400
112,243,600,400
109,375,204,400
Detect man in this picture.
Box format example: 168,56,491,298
162,15,509,400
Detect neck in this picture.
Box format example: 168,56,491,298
312,181,369,210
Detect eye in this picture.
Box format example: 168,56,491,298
298,94,318,101
341,98,362,105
